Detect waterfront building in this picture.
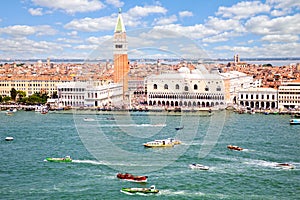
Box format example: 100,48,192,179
278,80,300,109
57,82,87,107
146,64,226,109
57,81,123,108
113,8,129,99
238,87,278,109
219,71,254,105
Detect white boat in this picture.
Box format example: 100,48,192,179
83,118,96,121
290,119,300,125
5,136,14,141
143,139,174,148
189,163,209,170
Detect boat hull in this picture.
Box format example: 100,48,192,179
121,188,159,194
45,158,72,163
117,173,147,182
290,119,300,125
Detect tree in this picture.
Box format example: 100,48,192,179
0,95,2,102
3,96,11,103
17,90,26,99
10,88,17,101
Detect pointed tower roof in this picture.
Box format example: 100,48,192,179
114,8,126,33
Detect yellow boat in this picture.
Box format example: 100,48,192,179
143,139,174,148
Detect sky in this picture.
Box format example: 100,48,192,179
0,0,299,60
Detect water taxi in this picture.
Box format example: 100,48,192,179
117,173,148,182
290,119,300,125
189,163,209,170
275,163,295,169
143,139,174,148
121,185,159,194
227,145,243,151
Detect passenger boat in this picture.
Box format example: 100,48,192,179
275,163,295,169
167,138,181,145
117,173,148,182
227,145,243,151
45,155,72,162
289,119,300,125
121,185,159,194
143,139,174,148
189,163,209,170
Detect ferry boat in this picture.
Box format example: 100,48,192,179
143,139,174,148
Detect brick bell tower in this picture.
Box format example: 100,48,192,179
113,8,129,100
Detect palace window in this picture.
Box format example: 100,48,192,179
153,84,157,90
216,86,221,91
175,84,179,90
205,86,209,91
194,84,198,90
115,44,122,48
184,86,189,91
164,84,168,89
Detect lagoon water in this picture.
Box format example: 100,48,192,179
0,110,299,200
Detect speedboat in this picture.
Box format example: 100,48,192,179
45,155,72,163
121,185,159,194
5,136,14,141
290,119,300,125
83,118,96,121
189,163,209,170
117,173,148,182
175,125,184,130
143,139,174,148
275,163,295,169
227,145,243,151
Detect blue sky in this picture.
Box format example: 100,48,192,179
0,0,299,60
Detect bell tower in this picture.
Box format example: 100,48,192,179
113,8,129,100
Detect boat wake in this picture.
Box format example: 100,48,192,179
98,124,166,127
72,160,108,165
243,159,280,168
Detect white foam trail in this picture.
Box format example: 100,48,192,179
72,160,108,165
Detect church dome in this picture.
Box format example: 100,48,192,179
178,66,190,74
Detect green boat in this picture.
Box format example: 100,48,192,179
45,156,72,163
121,185,159,194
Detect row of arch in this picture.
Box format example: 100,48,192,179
148,100,225,107
239,101,277,109
149,94,224,100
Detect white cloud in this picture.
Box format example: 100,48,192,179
105,0,124,7
127,5,167,17
216,1,270,19
0,25,57,37
64,16,116,32
266,0,300,10
31,0,105,14
205,17,245,33
261,34,299,43
179,11,193,18
245,14,300,35
153,15,177,25
28,8,43,16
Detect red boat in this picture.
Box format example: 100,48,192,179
117,173,148,182
227,145,243,151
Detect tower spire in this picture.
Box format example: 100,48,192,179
114,8,126,33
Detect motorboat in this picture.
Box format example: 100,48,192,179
117,173,148,182
121,185,159,194
227,145,243,151
189,163,209,170
5,136,14,141
289,119,300,125
175,125,184,130
45,155,72,163
83,118,96,121
143,139,174,148
275,163,295,169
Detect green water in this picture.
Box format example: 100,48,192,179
0,111,299,199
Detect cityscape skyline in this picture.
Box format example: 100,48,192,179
0,0,299,60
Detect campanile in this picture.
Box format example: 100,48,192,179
113,8,129,99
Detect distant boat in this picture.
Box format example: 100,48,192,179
83,118,96,121
5,136,14,141
290,119,300,125
189,163,209,170
143,139,174,148
227,145,243,151
275,163,294,169
117,173,148,183
45,155,72,163
175,125,184,130
121,185,159,194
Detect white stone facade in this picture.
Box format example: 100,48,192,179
238,88,278,109
278,81,300,109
